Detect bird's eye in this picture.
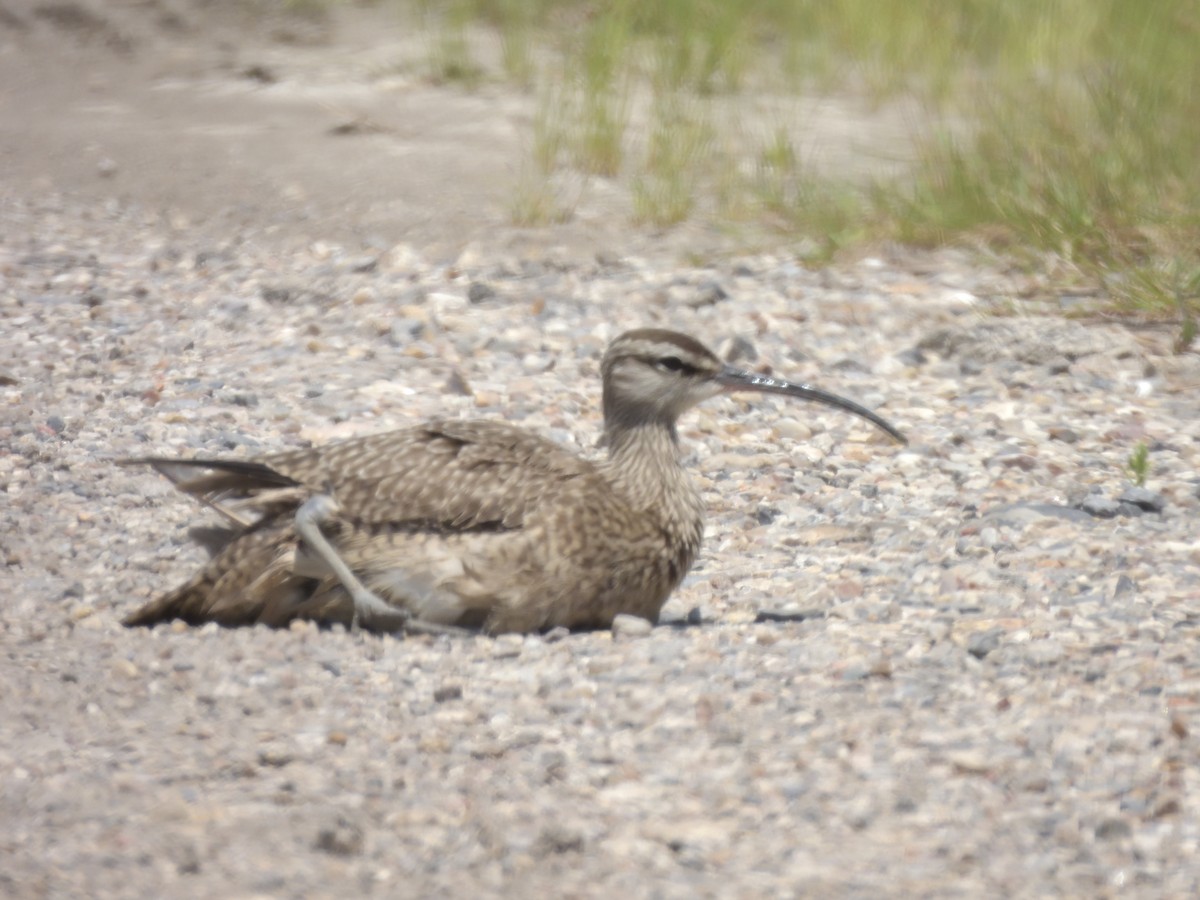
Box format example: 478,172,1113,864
657,356,689,373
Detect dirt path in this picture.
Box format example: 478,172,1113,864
0,0,920,262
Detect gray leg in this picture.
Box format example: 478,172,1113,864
294,495,467,637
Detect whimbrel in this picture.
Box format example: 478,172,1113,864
122,329,905,635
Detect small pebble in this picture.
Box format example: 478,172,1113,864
611,614,653,639
467,281,497,303
1079,495,1122,518
966,627,1004,659
1117,486,1165,513
314,814,365,856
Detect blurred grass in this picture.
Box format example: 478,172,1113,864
397,0,1200,330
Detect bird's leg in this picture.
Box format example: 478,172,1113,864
293,495,467,637
294,494,399,627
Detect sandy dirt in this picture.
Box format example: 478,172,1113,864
0,0,919,262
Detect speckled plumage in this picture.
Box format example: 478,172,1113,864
123,328,904,634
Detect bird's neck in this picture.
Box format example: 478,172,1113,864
600,421,707,596
601,422,703,521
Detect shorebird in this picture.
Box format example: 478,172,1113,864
122,329,905,635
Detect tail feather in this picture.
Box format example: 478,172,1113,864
123,523,315,628
122,456,306,528
120,456,299,495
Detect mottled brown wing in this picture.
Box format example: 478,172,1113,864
262,419,597,531
121,522,307,627
125,421,608,631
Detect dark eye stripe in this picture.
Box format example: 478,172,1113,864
657,356,698,375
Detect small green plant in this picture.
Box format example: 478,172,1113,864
493,0,536,87
1172,267,1200,354
573,91,627,176
509,170,579,226
1110,259,1200,349
529,86,570,175
1177,306,1198,354
746,127,868,260
574,28,633,173
425,0,485,88
281,0,329,19
1125,442,1150,487
645,0,749,94
754,128,799,219
632,98,713,226
411,0,1200,287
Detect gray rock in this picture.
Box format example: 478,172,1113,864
390,318,426,345
467,281,497,303
755,606,824,623
534,823,586,855
491,634,524,658
314,813,365,856
1094,818,1132,841
986,503,1094,526
351,256,378,273
687,279,729,307
1023,639,1066,666
720,334,757,363
989,452,1037,471
967,627,1004,659
1047,426,1079,443
1118,486,1165,513
612,614,653,638
659,606,705,627
1079,495,1122,518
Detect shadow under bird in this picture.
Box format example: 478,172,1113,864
122,329,906,635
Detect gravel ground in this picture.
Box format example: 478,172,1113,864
3,194,1200,899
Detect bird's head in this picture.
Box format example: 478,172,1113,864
600,328,906,444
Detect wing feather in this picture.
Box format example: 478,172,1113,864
258,420,593,530
129,419,596,535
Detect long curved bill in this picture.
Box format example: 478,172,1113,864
716,366,907,444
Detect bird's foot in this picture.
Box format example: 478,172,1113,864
295,495,472,639
348,586,471,638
